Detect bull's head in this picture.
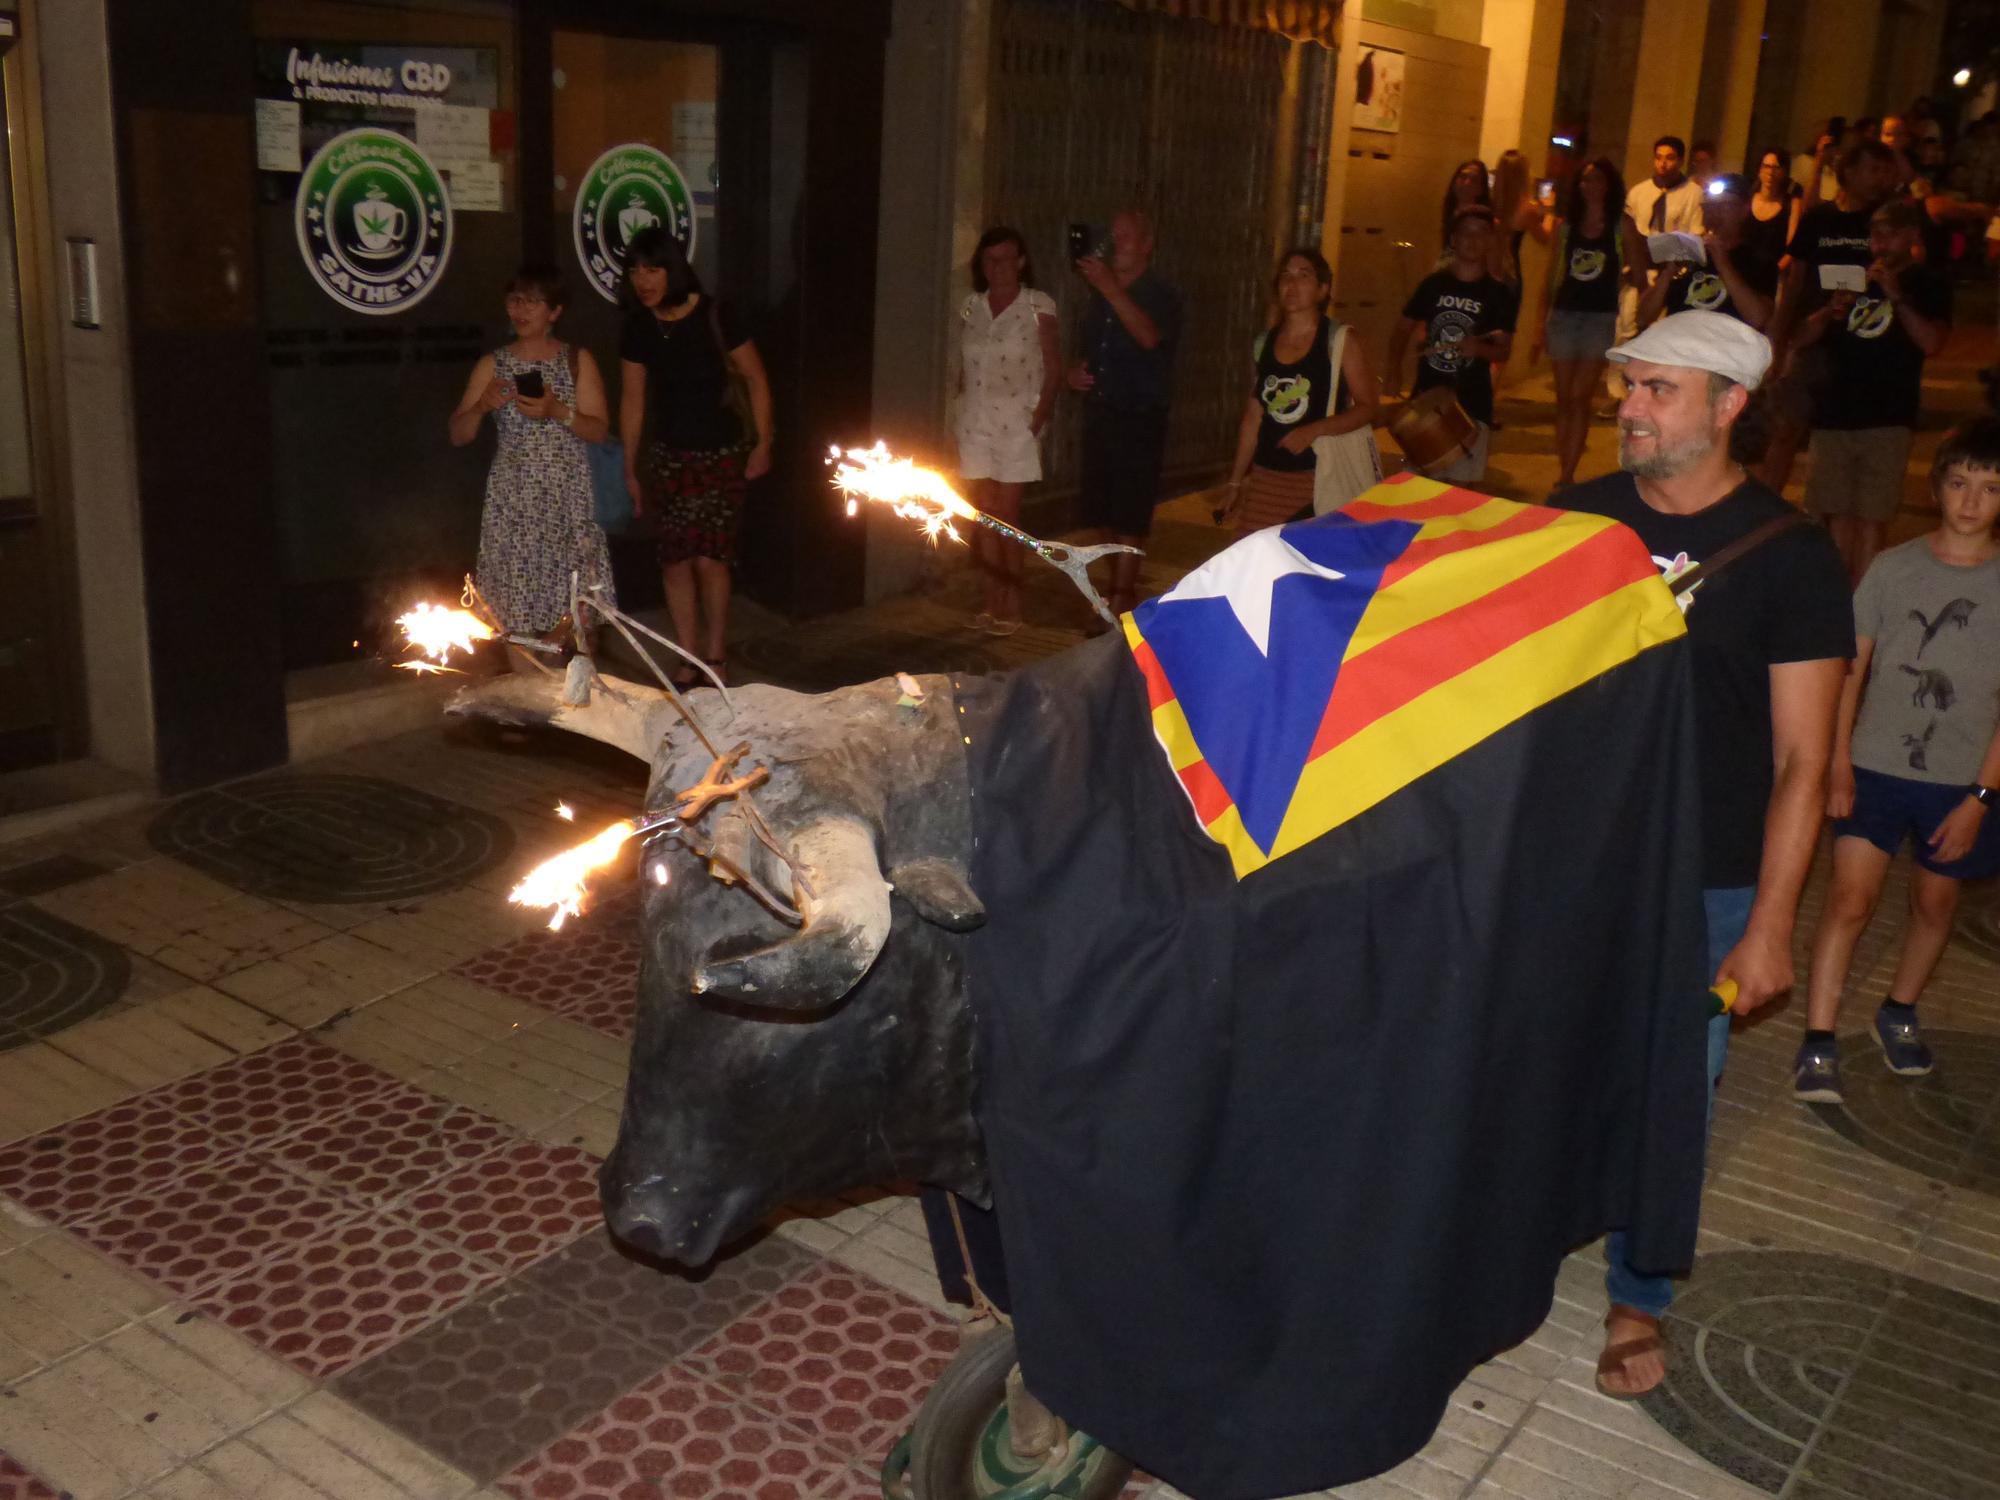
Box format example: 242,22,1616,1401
454,671,990,1265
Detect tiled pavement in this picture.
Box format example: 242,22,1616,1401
3,323,1999,1500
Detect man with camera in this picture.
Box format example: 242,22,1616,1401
1068,210,1182,623
1789,197,1952,583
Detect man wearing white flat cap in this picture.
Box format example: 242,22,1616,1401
1557,311,1853,1400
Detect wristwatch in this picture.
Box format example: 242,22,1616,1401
1973,785,1998,808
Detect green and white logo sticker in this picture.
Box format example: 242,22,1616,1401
574,143,697,303
295,127,453,315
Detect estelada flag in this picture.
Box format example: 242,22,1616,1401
1126,473,1688,876
952,478,1710,1500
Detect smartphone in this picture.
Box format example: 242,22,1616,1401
1067,222,1101,263
1818,263,1868,293
514,368,545,399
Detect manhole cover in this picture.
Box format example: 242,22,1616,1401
734,629,1011,694
1957,888,2000,964
0,906,132,1049
149,774,515,904
1642,1250,2000,1495
1805,1029,2000,1198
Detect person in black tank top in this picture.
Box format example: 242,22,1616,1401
1536,156,1638,488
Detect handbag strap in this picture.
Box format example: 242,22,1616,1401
1666,510,1809,597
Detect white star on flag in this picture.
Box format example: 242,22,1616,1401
1157,528,1345,655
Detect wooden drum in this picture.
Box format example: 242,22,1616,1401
1386,387,1477,474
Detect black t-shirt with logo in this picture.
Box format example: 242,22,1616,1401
1401,271,1519,425
1785,200,1875,315
1813,263,1951,430
1551,223,1622,314
1251,316,1345,473
1661,241,1780,325
1556,475,1854,889
619,297,752,451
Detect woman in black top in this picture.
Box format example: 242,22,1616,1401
1748,146,1800,266
1534,157,1639,489
617,228,773,687
1218,249,1379,534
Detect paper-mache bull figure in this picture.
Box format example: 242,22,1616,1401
451,483,1716,1500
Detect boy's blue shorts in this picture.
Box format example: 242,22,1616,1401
1835,766,2000,880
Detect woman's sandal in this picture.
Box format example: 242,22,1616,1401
1594,1304,1666,1400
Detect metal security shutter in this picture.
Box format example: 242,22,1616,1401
986,0,1292,509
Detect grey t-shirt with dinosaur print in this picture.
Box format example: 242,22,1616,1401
1851,539,2000,785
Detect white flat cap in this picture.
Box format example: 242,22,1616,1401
1606,310,1773,390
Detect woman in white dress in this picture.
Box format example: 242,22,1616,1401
956,227,1060,634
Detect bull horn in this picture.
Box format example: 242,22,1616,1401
692,816,891,1009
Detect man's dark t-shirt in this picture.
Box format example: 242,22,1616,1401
619,298,751,451
1082,269,1182,412
1662,242,1779,325
1556,476,1853,889
1401,271,1518,425
1785,200,1875,317
1813,263,1951,430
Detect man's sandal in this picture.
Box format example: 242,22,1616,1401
1595,1305,1666,1400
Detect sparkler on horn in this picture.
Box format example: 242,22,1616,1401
828,442,1142,627
397,602,496,663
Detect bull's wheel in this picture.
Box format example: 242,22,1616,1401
881,1326,1134,1500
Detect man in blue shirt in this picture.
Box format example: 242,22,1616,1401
1068,210,1182,623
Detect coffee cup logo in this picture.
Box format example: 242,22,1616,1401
574,144,698,303
296,127,453,315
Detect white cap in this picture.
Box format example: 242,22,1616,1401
1606,310,1773,391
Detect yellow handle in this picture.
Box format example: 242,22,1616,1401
1711,978,1739,1015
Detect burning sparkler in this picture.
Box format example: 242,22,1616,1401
393,660,465,677
397,602,496,663
828,442,1143,626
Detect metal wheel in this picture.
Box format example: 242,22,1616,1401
892,1325,1134,1500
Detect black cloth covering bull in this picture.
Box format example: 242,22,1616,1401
944,629,1708,1500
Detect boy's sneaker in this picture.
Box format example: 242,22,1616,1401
1793,1039,1844,1104
1873,1003,1934,1076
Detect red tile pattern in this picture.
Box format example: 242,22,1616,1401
195,1214,503,1378
399,1140,604,1271
498,1368,843,1500
151,1034,401,1144
74,1159,364,1297
263,1084,513,1206
688,1265,959,1462
0,1453,60,1500
0,1095,240,1223
454,896,638,1039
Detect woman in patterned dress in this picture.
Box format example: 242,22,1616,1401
618,228,774,688
955,226,1060,634
449,264,615,645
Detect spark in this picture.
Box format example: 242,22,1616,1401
397,602,496,663
555,802,575,822
393,660,464,676
509,820,637,930
829,442,977,549
651,863,670,886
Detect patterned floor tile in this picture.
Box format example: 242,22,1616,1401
453,895,639,1040
73,1158,366,1298
498,1366,845,1500
331,1280,676,1485
259,1083,514,1206
150,1034,402,1146
397,1140,604,1271
686,1263,959,1462
0,904,133,1050
0,1451,60,1500
0,1095,241,1225
194,1213,505,1378
521,1228,822,1359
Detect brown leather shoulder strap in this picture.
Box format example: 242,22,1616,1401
1667,509,1809,596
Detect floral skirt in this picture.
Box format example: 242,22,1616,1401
640,443,748,565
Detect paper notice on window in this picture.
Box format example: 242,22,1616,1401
417,104,490,161
444,159,503,212
672,101,719,215
255,98,301,173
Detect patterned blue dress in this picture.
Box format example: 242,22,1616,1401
474,344,616,634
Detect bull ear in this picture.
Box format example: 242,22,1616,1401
888,858,986,932
693,817,891,1009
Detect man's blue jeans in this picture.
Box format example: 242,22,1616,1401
1603,885,1755,1317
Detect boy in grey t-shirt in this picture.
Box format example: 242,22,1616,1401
1796,419,2000,1103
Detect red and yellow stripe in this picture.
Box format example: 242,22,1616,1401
1127,474,1686,878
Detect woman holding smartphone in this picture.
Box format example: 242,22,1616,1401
449,263,614,643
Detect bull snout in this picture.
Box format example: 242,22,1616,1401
600,1169,754,1268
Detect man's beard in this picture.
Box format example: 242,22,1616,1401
1619,421,1717,480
